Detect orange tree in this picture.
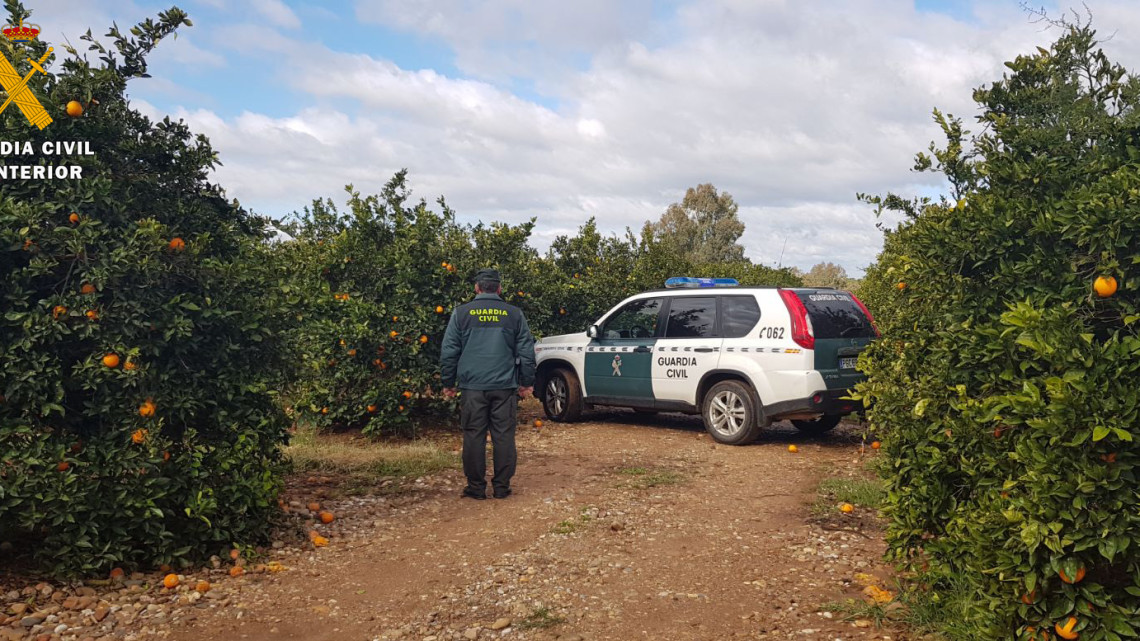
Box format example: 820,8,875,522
0,3,290,575
857,26,1140,639
276,174,545,434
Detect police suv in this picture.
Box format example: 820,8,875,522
533,277,878,444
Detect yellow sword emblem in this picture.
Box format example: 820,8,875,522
0,46,53,129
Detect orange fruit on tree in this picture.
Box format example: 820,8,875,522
839,503,854,513
1101,452,1116,463
897,282,906,290
373,358,382,366
131,428,148,444
124,360,137,371
367,404,377,413
559,308,566,315
138,399,156,418
320,407,329,415
85,309,98,320
52,305,67,319
397,405,405,412
1054,616,1079,640
339,339,346,347
419,335,428,344
57,461,70,472
162,451,170,462
319,511,335,524
441,261,449,268
517,291,525,297
66,100,83,117
229,548,240,561
392,315,399,322
167,237,186,252
102,353,121,368
69,212,80,224
80,283,95,294
1021,590,1037,604
788,444,798,453
1059,566,1086,584
229,566,245,577
871,441,881,450
347,348,357,357
195,580,210,593
376,345,386,354
308,502,321,511
162,574,179,589
1093,275,1117,298
389,330,398,339
402,391,413,398
435,305,444,313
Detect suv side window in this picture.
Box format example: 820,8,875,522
721,296,761,338
602,298,662,339
664,297,717,338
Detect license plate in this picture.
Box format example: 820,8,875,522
839,357,858,370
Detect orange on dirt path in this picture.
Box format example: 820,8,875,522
109,568,124,579
163,574,179,589
229,549,241,561
229,566,245,577
787,445,798,453
308,502,321,511
1094,275,1117,298
312,535,329,547
319,511,335,524
195,581,211,593
66,100,83,117
102,353,120,368
840,503,854,513
534,419,543,428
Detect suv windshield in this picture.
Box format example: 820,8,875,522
796,290,875,339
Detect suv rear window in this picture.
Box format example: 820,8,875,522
797,290,875,339
721,296,761,338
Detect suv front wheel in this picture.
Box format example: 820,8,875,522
541,367,583,422
701,380,762,445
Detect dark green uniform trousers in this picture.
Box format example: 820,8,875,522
460,388,517,494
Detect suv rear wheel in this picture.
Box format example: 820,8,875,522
791,415,842,436
701,380,762,445
542,367,583,422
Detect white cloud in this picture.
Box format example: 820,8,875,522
135,0,1140,275
250,0,301,29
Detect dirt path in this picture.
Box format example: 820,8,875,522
156,410,899,641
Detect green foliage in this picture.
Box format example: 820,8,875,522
0,4,290,575
857,26,1140,640
642,183,748,264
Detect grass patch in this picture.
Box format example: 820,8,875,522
516,606,566,630
821,575,979,641
286,428,459,484
552,508,594,534
617,466,684,489
811,476,886,516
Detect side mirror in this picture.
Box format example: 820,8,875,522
587,324,599,338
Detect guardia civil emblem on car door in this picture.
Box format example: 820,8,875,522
611,354,622,376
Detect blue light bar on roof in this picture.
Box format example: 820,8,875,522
664,277,739,288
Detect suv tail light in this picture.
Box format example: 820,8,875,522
778,289,815,350
849,293,880,337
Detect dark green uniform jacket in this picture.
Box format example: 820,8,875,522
440,293,536,391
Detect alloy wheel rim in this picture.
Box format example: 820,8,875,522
546,378,567,416
709,390,747,437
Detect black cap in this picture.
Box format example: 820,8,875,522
474,268,501,283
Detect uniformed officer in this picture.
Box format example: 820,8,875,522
440,268,536,500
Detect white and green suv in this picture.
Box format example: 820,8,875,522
534,277,878,444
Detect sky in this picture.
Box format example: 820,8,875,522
24,0,1140,275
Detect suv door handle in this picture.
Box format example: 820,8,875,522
633,346,651,353
694,347,714,353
